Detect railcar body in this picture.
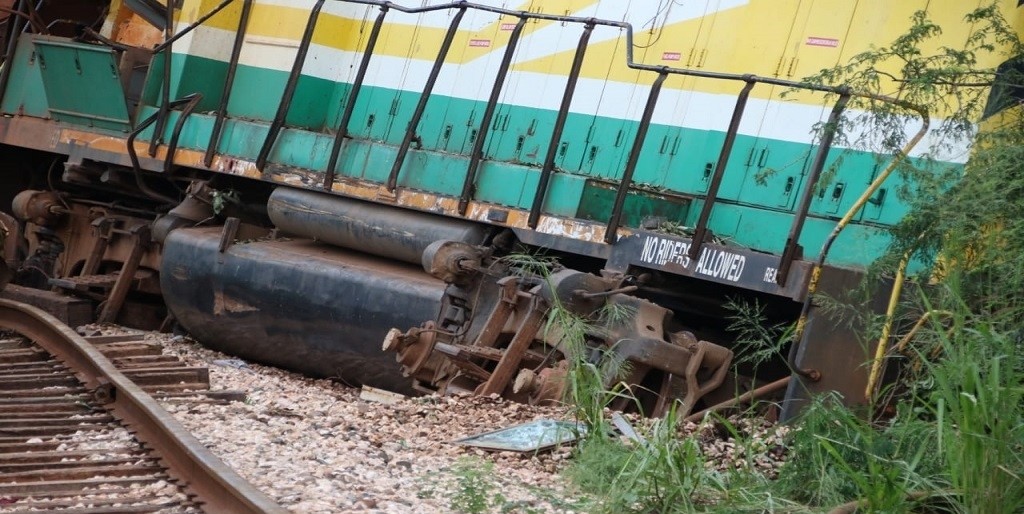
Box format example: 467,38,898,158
0,0,1018,418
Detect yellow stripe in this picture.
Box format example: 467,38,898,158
160,0,1021,109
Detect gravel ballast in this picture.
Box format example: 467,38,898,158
76,326,789,513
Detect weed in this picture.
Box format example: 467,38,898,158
449,458,504,514
565,406,712,513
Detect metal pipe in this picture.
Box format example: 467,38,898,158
323,5,389,191
527,21,595,229
0,5,41,34
128,112,180,206
255,0,326,171
149,0,177,157
128,96,199,206
893,310,953,354
164,93,204,172
605,71,668,243
786,101,930,380
776,93,850,286
152,0,236,53
688,79,756,259
684,376,791,423
205,0,253,168
385,4,468,191
0,0,28,105
457,16,526,214
864,246,910,403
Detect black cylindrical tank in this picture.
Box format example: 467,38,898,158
160,227,446,393
267,188,489,265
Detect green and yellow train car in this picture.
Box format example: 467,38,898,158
0,0,1018,418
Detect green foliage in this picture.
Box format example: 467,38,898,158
917,293,1024,513
565,407,709,514
210,188,239,215
775,399,945,511
723,298,793,370
449,458,505,514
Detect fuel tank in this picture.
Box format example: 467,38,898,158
160,227,447,393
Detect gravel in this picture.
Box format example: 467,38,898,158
79,326,791,513
148,332,579,514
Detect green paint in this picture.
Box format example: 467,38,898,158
33,39,131,132
0,35,50,118
577,180,691,229
2,45,956,269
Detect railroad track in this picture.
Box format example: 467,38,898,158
0,299,285,513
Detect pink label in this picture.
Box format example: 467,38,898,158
469,39,491,48
500,22,517,31
662,52,681,61
805,37,839,47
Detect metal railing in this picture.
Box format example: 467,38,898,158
0,0,929,297
243,1,925,286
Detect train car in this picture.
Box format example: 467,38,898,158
0,0,1017,419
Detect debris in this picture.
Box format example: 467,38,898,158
453,419,586,452
359,385,407,405
611,412,644,443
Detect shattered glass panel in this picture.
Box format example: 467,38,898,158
452,419,586,452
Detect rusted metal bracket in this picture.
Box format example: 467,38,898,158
475,296,547,396
81,217,115,277
97,224,150,323
471,276,519,349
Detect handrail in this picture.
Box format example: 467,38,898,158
255,0,325,170
205,0,253,167
786,96,930,381
296,2,927,250
134,0,927,261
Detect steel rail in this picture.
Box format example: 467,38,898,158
0,299,286,514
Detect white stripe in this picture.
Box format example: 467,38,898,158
172,12,964,162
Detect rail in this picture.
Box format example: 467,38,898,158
0,298,286,514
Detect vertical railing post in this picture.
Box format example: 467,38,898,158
0,0,28,105
687,78,756,260
605,71,668,243
204,0,254,168
149,0,177,157
456,16,527,214
527,20,595,229
255,0,326,171
323,4,389,191
776,92,850,286
385,4,468,191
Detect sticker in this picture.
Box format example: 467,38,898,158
806,37,839,47
662,51,682,61
500,22,517,31
469,39,491,48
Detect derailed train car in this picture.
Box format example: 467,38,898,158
0,0,1018,419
